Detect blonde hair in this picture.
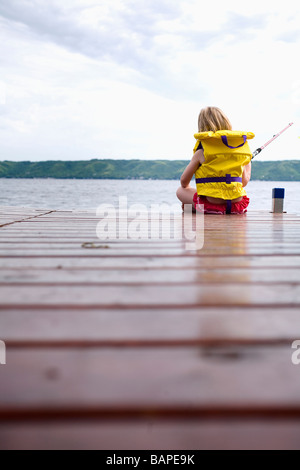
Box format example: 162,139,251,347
198,106,232,132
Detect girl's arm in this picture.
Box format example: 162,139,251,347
242,162,251,187
180,150,204,188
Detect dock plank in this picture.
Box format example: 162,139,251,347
1,267,300,284
0,346,299,412
1,284,300,307
1,255,300,268
0,307,300,344
1,207,300,449
1,420,300,450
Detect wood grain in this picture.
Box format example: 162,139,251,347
1,206,300,449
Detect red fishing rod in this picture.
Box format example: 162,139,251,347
252,122,294,159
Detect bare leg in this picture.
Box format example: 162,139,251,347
176,186,197,212
176,185,196,204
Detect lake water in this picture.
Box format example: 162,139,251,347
0,178,299,214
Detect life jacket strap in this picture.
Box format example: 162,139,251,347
226,200,232,214
195,174,242,185
221,135,247,149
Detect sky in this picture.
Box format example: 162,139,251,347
0,0,300,162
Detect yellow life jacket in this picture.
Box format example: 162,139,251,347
194,130,255,200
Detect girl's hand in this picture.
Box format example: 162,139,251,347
180,150,204,188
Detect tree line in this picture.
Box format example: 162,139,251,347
1,159,300,181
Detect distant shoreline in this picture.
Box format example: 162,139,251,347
1,159,300,181
0,177,299,182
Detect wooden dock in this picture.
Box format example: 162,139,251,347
1,205,300,449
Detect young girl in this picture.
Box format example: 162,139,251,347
176,106,254,214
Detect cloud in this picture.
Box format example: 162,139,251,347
277,30,300,43
0,1,178,69
0,0,299,161
0,1,192,100
188,12,267,49
0,1,267,98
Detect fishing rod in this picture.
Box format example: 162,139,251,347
252,122,294,159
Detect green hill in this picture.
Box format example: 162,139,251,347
0,159,300,180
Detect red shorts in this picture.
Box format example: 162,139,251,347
193,193,250,214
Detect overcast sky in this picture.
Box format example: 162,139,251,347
0,0,299,161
